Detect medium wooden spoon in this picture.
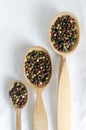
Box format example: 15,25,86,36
9,80,28,130
50,12,80,130
24,46,52,130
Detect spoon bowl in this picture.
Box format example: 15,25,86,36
50,12,80,57
24,46,52,91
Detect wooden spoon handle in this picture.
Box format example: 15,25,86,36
34,92,48,130
58,56,71,130
16,109,21,130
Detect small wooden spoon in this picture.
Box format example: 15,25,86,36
9,80,28,130
24,46,52,130
50,12,80,130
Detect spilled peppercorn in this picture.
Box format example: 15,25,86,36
24,50,52,87
50,15,78,52
9,81,28,108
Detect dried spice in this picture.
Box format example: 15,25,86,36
9,82,28,108
50,15,78,52
25,50,51,87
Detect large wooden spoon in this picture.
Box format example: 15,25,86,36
50,12,80,130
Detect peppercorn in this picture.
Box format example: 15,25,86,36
50,15,78,52
24,50,52,87
9,82,28,108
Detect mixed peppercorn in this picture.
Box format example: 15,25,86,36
25,50,52,87
50,15,78,52
9,82,28,108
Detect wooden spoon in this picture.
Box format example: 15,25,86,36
9,80,28,130
24,46,52,130
50,12,80,130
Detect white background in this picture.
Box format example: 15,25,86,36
0,0,85,130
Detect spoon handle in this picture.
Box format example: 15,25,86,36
34,91,48,130
58,56,71,130
16,109,21,130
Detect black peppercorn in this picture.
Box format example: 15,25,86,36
50,15,78,52
24,50,52,87
9,81,28,108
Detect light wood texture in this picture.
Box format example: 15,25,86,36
49,12,80,130
16,109,21,130
58,56,71,130
34,90,48,130
24,46,52,130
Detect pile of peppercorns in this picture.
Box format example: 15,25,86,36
50,15,78,52
9,82,28,108
25,50,52,87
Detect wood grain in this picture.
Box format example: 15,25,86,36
58,56,71,130
16,109,21,130
34,91,48,130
